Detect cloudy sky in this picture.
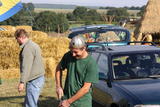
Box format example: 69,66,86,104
21,0,148,7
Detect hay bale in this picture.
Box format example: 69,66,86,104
15,25,32,32
97,31,120,42
54,37,70,60
33,37,69,59
33,37,57,58
0,30,48,39
0,31,14,38
0,35,70,70
29,31,48,40
44,57,56,78
0,25,16,31
0,29,70,78
0,69,19,79
0,38,19,69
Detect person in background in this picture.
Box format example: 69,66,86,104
15,29,45,107
55,35,98,107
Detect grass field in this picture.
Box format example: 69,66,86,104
34,8,73,13
34,8,108,14
0,78,59,107
34,8,140,15
0,77,102,107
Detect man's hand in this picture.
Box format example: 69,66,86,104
18,83,24,93
56,87,64,100
59,100,70,107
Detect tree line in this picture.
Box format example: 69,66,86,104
99,5,145,10
0,3,145,33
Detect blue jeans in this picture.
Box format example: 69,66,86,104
25,76,45,107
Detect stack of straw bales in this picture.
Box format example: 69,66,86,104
44,57,56,78
0,25,16,31
0,69,19,79
0,26,70,79
15,25,32,32
0,25,32,32
0,31,14,38
0,38,19,69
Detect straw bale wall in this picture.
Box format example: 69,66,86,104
44,57,56,78
0,69,19,79
0,25,16,31
0,25,32,32
0,26,70,79
15,25,32,32
0,38,19,69
0,31,15,38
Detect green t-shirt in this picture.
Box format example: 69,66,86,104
60,51,99,107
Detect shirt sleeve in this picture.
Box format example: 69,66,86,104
59,52,69,70
84,58,99,83
20,47,34,83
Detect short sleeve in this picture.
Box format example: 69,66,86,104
84,58,99,83
59,52,70,70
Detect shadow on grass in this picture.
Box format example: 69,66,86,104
38,96,59,107
0,96,59,107
0,96,24,101
0,96,24,106
0,96,103,107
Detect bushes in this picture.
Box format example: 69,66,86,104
34,11,69,33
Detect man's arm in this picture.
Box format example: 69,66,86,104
55,63,63,88
18,48,34,92
66,82,92,104
20,48,34,83
55,63,64,99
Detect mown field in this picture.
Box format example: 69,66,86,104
0,77,101,107
34,8,140,15
0,78,58,107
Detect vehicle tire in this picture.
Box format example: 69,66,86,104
110,103,119,107
92,100,105,107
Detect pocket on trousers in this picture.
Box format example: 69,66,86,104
30,76,44,89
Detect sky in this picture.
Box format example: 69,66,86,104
21,0,148,7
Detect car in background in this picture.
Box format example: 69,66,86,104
69,25,160,107
69,24,130,46
89,43,160,107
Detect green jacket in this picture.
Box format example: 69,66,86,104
19,40,45,83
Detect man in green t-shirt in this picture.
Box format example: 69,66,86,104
55,35,99,107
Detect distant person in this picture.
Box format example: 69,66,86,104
15,29,45,107
55,35,99,107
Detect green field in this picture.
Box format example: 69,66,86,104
34,8,140,15
0,77,101,107
34,8,73,13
